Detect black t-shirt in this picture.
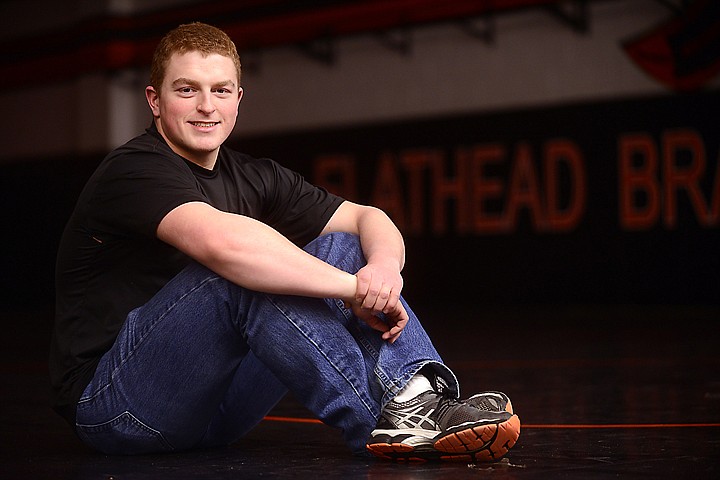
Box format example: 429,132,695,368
50,124,344,424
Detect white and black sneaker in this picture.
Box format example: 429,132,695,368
366,374,520,462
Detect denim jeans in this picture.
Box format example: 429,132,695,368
75,232,458,455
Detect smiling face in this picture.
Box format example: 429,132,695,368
145,51,243,169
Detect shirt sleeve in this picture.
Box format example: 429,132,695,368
258,158,344,246
85,148,208,239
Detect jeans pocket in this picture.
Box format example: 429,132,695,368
76,411,174,455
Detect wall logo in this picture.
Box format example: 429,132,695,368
623,0,720,91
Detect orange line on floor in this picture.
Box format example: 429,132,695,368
523,423,720,429
262,416,720,428
264,415,323,424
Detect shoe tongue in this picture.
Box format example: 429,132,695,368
427,370,452,395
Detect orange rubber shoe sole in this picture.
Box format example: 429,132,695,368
434,413,520,462
367,414,520,463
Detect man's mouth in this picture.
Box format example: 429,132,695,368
189,121,220,128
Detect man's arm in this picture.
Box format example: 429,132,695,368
157,201,358,300
158,200,407,342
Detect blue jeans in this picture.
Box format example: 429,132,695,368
75,232,458,455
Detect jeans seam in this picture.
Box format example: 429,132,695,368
333,298,382,364
76,410,174,451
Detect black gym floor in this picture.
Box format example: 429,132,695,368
2,304,719,479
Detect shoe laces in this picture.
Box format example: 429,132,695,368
433,393,463,420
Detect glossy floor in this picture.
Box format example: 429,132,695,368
2,305,719,479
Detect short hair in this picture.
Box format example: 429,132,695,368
150,22,242,92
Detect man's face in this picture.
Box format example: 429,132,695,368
146,51,242,168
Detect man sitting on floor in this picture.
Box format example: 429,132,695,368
50,22,520,462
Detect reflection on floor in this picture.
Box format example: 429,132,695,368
2,305,719,479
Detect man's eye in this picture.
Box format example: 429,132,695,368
215,88,229,94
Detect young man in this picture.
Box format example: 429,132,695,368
50,22,520,462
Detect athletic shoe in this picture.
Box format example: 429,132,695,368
366,378,520,462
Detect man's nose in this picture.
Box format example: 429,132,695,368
196,92,216,114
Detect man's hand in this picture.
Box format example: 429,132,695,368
346,297,408,344
351,260,407,343
355,261,403,315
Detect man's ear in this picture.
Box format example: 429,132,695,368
145,86,161,117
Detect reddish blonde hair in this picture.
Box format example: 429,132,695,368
150,22,242,92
